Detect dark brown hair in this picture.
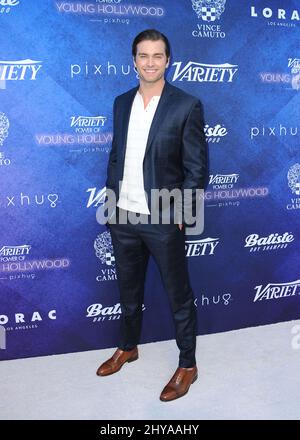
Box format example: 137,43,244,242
132,29,171,59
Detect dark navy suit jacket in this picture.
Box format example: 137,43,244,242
106,81,207,219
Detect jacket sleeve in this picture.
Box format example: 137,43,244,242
181,99,207,227
105,98,118,191
181,99,207,191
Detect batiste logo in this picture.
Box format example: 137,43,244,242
0,0,19,14
244,233,294,253
0,0,19,5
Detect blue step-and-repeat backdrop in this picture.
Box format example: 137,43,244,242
0,0,299,360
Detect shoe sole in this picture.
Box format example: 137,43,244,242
160,373,198,402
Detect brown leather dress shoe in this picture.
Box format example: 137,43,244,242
96,347,138,376
160,366,198,402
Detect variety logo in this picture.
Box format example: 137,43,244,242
0,0,19,14
253,280,300,302
209,173,239,189
251,5,300,28
191,0,226,39
250,124,298,140
185,237,219,257
259,58,300,91
94,231,117,282
288,58,300,91
244,232,294,253
0,309,56,331
86,187,106,208
0,245,31,258
204,123,228,142
36,115,112,153
0,59,42,90
171,61,238,82
288,57,300,73
205,174,269,208
70,115,107,133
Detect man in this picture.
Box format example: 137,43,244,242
96,29,207,402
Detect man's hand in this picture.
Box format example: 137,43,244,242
178,224,183,230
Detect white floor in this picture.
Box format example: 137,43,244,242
1,320,300,420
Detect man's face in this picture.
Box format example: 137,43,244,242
134,39,169,85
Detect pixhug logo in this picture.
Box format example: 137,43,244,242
250,124,299,140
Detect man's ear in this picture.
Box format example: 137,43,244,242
166,57,170,68
133,56,137,68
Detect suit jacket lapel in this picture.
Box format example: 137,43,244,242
144,81,173,156
121,86,138,162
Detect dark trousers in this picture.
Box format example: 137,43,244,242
109,209,197,368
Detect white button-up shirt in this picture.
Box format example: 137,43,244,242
117,91,160,214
